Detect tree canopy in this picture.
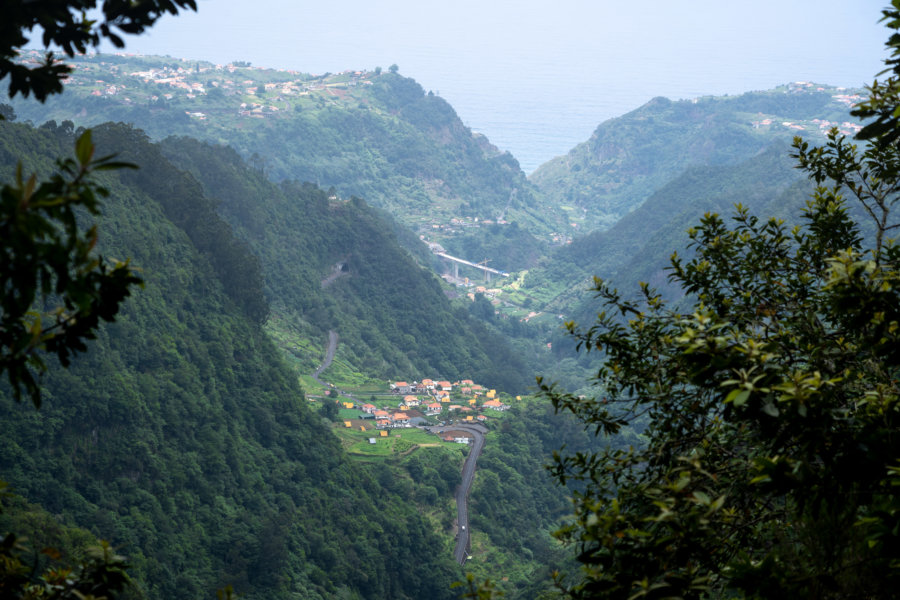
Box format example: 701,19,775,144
542,5,900,598
0,0,196,405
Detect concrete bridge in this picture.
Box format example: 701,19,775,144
434,252,509,282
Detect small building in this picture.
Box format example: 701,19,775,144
368,438,377,444
343,421,352,428
362,403,376,413
391,381,413,394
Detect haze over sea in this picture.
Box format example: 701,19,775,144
104,0,887,173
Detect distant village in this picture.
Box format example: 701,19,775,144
751,82,864,137
338,378,518,443
15,49,377,122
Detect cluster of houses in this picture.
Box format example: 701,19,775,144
24,50,381,124
349,378,511,430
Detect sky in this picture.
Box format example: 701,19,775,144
97,0,890,172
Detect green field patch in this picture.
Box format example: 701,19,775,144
338,408,366,420
337,427,449,458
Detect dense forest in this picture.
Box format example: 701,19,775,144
0,119,462,599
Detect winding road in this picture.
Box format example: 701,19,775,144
312,330,338,385
313,329,486,566
432,423,487,565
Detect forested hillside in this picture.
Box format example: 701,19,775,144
149,135,531,392
9,53,563,250
0,119,461,599
522,142,812,322
530,84,860,232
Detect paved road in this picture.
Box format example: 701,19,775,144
312,330,338,385
432,424,487,565
312,333,486,565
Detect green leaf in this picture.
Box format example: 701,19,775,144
75,130,94,166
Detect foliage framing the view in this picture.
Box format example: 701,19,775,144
542,8,900,598
1,130,142,407
2,0,196,102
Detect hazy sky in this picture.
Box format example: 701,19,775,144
99,0,889,171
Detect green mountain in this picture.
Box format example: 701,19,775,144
525,142,808,315
148,135,531,392
0,119,463,600
9,52,562,267
530,83,861,233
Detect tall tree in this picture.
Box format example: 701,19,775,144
542,7,900,598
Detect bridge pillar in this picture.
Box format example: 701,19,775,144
453,263,459,279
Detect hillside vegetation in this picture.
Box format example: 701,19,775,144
0,119,462,600
530,83,861,232
10,52,565,257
